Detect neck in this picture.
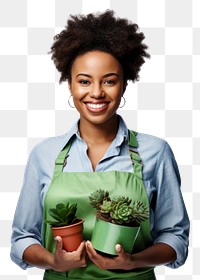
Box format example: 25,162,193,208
79,115,119,144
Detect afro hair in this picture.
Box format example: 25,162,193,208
50,10,150,83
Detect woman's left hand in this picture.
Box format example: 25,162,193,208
85,241,135,270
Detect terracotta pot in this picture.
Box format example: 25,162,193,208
91,219,140,255
51,219,84,252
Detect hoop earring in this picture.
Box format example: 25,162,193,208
119,96,126,108
68,95,75,108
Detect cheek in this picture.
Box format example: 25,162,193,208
70,83,85,96
72,87,89,105
74,87,88,98
112,86,123,100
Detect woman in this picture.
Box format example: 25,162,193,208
11,10,189,279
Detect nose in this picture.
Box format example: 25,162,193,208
89,83,105,98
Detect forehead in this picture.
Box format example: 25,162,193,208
71,51,123,74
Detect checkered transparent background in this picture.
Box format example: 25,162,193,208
0,0,199,279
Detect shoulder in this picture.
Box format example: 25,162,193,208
28,134,69,166
33,134,66,152
30,119,79,158
136,132,167,154
34,134,66,153
27,119,79,169
133,132,176,176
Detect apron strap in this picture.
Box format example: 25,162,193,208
52,137,73,180
128,130,143,179
52,131,143,179
128,130,138,148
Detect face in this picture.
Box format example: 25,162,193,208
69,51,124,126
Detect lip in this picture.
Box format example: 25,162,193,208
83,101,110,113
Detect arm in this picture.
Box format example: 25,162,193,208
23,244,54,270
152,142,190,268
86,241,176,270
10,143,87,271
86,141,189,270
10,147,44,269
130,243,176,268
23,238,86,272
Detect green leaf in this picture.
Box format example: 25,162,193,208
47,202,78,226
56,203,65,211
58,208,68,221
44,219,56,224
48,209,61,222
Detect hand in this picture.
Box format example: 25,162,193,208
52,236,87,272
85,241,135,270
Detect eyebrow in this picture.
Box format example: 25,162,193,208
76,73,119,78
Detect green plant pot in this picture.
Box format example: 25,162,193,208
91,219,140,255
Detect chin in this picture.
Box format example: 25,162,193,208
85,114,117,126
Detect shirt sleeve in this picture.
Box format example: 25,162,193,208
151,141,190,269
10,146,43,270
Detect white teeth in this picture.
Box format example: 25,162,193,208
87,103,107,109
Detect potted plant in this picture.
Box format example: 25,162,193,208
89,189,149,255
45,202,84,252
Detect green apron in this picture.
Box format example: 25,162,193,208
43,130,156,279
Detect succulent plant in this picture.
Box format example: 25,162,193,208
45,202,77,227
111,201,133,225
89,189,149,226
89,189,109,209
100,200,112,213
112,196,132,206
131,201,149,225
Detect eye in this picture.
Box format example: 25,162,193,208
104,79,116,85
79,79,90,85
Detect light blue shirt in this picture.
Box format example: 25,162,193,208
10,115,189,270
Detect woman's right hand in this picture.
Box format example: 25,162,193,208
52,236,87,272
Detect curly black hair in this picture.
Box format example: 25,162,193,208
50,10,150,83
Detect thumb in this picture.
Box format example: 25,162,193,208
76,241,85,252
115,244,125,256
55,236,63,253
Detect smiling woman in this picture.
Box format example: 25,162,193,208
69,51,124,128
66,50,127,170
11,10,189,280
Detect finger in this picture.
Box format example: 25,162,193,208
85,241,104,269
115,244,125,257
86,241,106,263
55,236,63,255
85,241,92,256
77,241,85,252
76,241,86,258
86,241,96,254
85,241,98,259
86,241,119,270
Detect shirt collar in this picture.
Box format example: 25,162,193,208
61,114,129,149
113,115,129,148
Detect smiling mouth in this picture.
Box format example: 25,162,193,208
86,103,108,109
